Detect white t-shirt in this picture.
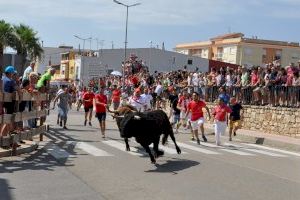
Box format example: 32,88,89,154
154,84,163,96
23,66,33,80
141,94,153,110
128,96,147,112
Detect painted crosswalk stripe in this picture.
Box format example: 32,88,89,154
131,141,187,155
177,142,220,155
102,140,144,156
224,143,287,157
44,144,75,160
242,143,300,157
69,142,113,157
194,142,255,156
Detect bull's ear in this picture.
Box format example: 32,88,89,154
134,115,141,120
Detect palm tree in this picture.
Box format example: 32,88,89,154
13,24,43,72
0,20,15,75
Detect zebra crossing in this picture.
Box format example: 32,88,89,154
40,138,300,162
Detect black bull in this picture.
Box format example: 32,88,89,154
114,110,181,163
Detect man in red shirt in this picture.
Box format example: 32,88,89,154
212,98,232,146
185,92,211,144
111,85,121,110
94,87,108,138
82,87,95,126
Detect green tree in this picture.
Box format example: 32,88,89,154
13,24,43,71
0,20,15,75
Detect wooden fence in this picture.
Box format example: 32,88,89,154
0,91,49,156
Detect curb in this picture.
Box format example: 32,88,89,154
0,141,39,158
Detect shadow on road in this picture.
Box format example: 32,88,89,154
0,144,74,174
0,178,13,200
145,158,200,174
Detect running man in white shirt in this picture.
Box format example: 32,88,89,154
141,87,153,111
128,88,147,112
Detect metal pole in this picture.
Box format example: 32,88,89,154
122,5,129,92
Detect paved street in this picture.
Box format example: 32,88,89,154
1,109,300,200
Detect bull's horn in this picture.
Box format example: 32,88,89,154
115,115,125,119
107,106,118,114
134,115,141,120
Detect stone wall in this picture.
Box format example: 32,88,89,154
206,103,300,137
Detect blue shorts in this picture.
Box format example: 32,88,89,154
58,107,68,120
95,112,106,122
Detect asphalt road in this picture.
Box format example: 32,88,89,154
1,109,300,200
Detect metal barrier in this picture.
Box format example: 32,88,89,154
196,85,300,108
0,91,49,155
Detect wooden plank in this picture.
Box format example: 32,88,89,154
20,92,33,101
21,111,37,121
0,92,14,102
0,125,47,147
14,112,22,122
37,110,48,117
1,114,14,124
0,136,11,147
1,92,48,102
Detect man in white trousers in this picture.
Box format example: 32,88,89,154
212,98,232,146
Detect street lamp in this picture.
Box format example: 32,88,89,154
112,0,141,91
74,35,92,86
74,35,92,54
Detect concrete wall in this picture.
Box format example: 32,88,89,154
282,48,300,66
239,44,264,67
99,48,209,73
222,46,238,64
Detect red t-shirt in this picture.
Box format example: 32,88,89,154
212,104,232,121
131,76,139,85
187,100,206,121
178,96,189,112
251,73,259,85
112,89,121,103
95,94,107,113
83,92,95,107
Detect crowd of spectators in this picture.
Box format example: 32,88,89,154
1,56,300,145
0,62,56,140
85,59,300,109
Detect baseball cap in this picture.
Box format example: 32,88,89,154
5,66,17,74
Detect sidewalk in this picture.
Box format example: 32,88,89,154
204,123,300,146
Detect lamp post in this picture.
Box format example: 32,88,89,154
74,35,92,86
113,0,141,92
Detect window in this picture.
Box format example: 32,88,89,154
275,50,281,60
262,49,267,62
187,59,193,65
217,47,223,59
291,53,300,60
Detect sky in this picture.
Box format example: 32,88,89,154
1,0,300,51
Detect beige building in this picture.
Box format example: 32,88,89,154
175,33,300,67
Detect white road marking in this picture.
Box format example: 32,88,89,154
195,142,255,156
224,143,287,157
68,142,113,157
102,140,144,156
131,141,187,155
177,142,220,155
44,144,75,160
242,143,300,157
